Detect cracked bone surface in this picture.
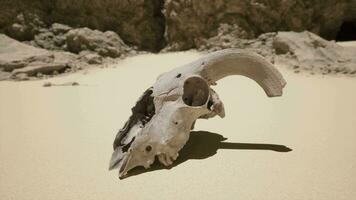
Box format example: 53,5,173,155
109,49,286,178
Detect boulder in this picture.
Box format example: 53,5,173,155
4,13,46,41
80,52,103,64
0,34,77,78
51,23,71,35
34,31,57,50
272,31,356,74
0,33,49,71
12,63,68,76
33,23,71,50
66,28,129,58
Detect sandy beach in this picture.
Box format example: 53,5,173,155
1,51,356,199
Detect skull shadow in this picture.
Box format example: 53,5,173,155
121,131,292,179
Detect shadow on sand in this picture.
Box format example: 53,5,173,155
122,131,292,179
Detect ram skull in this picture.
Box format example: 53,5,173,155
109,49,286,178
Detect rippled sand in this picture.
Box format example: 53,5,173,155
1,50,356,200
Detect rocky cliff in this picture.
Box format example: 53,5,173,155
0,0,165,51
1,0,355,52
164,0,355,50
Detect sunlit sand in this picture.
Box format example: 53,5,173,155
1,50,356,199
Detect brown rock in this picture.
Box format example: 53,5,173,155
12,63,68,76
164,0,352,50
81,53,103,65
4,13,45,41
0,0,165,51
14,73,30,80
0,34,49,70
66,28,129,58
51,23,71,35
0,34,78,79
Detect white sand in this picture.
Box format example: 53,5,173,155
1,51,356,199
338,41,356,47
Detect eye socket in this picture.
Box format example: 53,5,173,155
145,145,152,152
182,77,209,106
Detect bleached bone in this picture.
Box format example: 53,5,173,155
109,49,286,178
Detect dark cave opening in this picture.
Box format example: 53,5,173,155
336,21,356,41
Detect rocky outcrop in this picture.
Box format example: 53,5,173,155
1,1,356,81
0,34,73,80
66,28,129,58
1,0,355,52
48,0,165,51
31,23,71,50
0,34,111,80
0,34,48,70
196,30,356,76
273,32,356,75
4,13,46,41
164,0,353,50
0,0,165,52
16,24,130,58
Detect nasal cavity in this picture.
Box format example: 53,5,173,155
182,77,209,106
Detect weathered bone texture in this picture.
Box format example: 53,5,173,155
109,49,286,178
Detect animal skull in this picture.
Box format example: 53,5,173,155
109,49,286,178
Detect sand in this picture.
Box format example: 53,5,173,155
1,50,356,199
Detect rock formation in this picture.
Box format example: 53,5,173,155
0,34,120,80
0,0,165,52
197,30,356,75
0,1,356,80
272,31,356,75
66,28,129,57
164,0,356,50
1,0,355,52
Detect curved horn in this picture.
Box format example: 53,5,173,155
196,49,286,97
152,49,286,98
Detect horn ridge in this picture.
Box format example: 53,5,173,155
198,49,286,97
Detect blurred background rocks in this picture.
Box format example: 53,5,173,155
0,0,355,79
